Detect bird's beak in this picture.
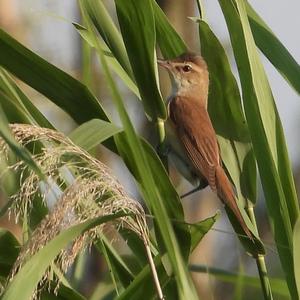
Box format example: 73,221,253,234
157,58,171,69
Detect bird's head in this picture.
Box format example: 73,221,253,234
158,52,209,100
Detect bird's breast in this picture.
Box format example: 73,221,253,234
165,117,200,186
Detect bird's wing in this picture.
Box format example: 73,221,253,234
169,97,220,190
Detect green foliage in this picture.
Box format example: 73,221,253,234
0,104,44,179
198,19,264,256
2,215,125,300
190,264,289,298
0,229,20,277
0,0,299,299
218,1,299,298
68,119,122,151
247,3,300,95
95,27,197,298
115,0,166,120
152,0,187,58
293,217,300,297
0,28,108,124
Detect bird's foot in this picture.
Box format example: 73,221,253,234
156,142,170,156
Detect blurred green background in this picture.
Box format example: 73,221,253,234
0,1,299,299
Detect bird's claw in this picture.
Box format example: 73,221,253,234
157,142,170,156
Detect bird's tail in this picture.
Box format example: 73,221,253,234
215,165,253,241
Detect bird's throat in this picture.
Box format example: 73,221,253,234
169,80,208,108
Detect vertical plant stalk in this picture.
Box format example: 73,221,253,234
256,255,273,300
71,251,86,290
143,237,165,300
156,119,168,171
81,27,93,88
246,206,273,300
196,0,205,19
79,0,94,90
99,239,121,296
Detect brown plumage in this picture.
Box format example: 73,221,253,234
158,52,253,240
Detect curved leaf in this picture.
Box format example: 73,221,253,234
293,217,300,297
98,237,134,290
0,229,20,277
218,0,299,297
247,3,300,95
41,283,87,300
0,69,53,128
68,119,122,151
115,0,166,120
81,0,132,77
152,0,187,58
0,28,108,125
73,22,139,98
190,265,289,298
190,212,220,252
0,104,44,179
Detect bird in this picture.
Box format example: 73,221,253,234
157,52,253,240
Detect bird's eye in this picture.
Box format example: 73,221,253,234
182,65,192,72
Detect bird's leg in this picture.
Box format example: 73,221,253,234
156,141,170,156
156,141,170,171
180,179,208,199
181,186,202,199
